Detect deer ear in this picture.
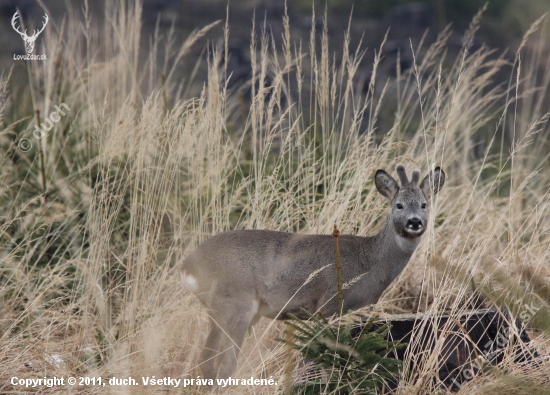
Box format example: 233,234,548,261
419,167,446,198
375,170,399,200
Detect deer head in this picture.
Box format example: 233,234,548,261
11,11,49,54
375,164,445,239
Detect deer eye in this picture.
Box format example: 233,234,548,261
396,203,404,209
421,203,427,209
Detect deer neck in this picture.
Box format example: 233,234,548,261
365,215,421,278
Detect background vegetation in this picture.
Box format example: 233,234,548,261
0,0,550,393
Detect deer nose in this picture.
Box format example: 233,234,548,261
406,217,423,230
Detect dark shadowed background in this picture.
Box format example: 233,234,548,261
0,0,548,89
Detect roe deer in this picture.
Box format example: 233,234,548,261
180,164,445,383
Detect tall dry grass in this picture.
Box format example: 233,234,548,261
0,1,549,393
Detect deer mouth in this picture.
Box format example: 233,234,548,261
397,225,425,239
404,218,424,236
405,226,423,235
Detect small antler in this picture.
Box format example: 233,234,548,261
30,14,48,39
395,164,409,186
11,11,27,38
410,169,421,186
396,164,423,187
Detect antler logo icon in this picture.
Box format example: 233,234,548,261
11,11,49,54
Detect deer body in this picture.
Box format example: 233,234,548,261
181,165,445,384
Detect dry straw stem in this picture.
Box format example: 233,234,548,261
333,224,344,316
1,1,550,394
